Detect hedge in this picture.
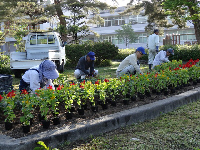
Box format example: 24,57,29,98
114,44,200,62
65,41,119,68
0,53,12,74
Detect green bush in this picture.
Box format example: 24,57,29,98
0,53,12,74
113,48,148,61
160,44,200,61
65,41,118,68
98,59,112,67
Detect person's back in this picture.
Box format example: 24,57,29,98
152,48,174,69
148,33,159,50
147,29,159,71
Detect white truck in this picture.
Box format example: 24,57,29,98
10,32,66,78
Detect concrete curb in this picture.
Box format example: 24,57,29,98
1,87,200,150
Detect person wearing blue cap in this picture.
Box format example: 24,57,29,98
116,47,146,77
74,51,98,79
147,29,160,71
19,60,59,92
152,48,174,69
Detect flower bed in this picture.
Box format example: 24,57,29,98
0,59,200,136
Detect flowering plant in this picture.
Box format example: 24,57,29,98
20,92,34,125
3,90,16,123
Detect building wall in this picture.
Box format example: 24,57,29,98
85,7,196,49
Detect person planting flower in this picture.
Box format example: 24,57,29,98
152,48,174,69
116,47,146,77
19,60,59,93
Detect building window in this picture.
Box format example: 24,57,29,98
136,33,147,43
104,17,113,27
27,24,40,30
129,15,147,24
114,16,125,26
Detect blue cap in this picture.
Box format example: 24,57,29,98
136,47,146,55
87,51,95,60
167,48,174,55
154,29,159,33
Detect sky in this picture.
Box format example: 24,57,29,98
99,0,131,7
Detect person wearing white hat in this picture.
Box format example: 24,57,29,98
19,60,59,92
116,47,146,77
152,48,174,69
74,51,98,79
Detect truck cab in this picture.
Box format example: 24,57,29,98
10,32,66,78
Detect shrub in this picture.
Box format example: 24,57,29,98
0,53,12,74
160,44,200,61
65,41,118,68
113,48,148,61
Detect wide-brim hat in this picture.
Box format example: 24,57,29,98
42,60,59,79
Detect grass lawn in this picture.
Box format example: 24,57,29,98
59,100,200,150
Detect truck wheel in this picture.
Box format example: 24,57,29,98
14,70,22,78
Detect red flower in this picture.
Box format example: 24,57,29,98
179,64,182,68
47,85,53,89
95,80,99,85
174,67,179,71
0,95,3,101
56,85,64,90
104,79,109,82
189,58,193,62
80,85,84,89
7,90,16,98
81,80,86,84
21,89,28,95
70,83,75,86
192,62,195,65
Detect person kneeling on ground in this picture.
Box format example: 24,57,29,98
116,47,146,77
19,60,59,92
74,51,98,79
152,48,174,69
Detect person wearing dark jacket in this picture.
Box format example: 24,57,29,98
74,51,98,79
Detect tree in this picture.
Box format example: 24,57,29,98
163,0,200,44
121,0,173,34
115,24,137,47
123,0,200,43
0,0,49,29
52,0,114,43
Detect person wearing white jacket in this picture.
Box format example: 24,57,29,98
116,47,146,77
147,29,160,71
152,48,174,69
19,60,59,92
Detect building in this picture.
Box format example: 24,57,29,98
83,6,196,49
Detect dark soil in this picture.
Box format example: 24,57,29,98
0,81,200,139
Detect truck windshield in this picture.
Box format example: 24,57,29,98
30,35,55,45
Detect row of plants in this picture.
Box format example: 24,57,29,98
0,59,200,133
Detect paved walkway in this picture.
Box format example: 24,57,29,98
1,87,200,150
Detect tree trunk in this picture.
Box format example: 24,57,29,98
193,20,200,44
188,2,200,44
54,0,67,42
